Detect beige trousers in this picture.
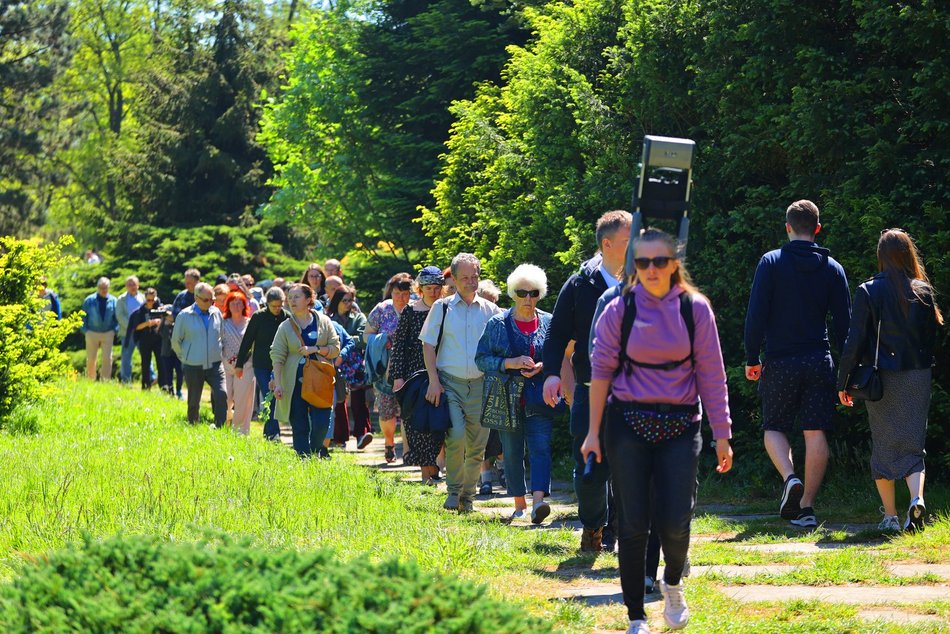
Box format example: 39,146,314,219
85,331,115,380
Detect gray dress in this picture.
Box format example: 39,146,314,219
865,368,930,480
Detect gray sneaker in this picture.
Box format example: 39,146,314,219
878,514,901,532
443,493,460,510
459,497,474,513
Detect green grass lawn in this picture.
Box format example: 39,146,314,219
3,380,948,632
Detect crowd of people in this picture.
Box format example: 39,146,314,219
75,204,941,634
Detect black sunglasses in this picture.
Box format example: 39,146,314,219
634,256,673,270
514,289,540,298
394,281,412,291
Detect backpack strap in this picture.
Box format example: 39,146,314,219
679,292,695,367
617,291,638,376
617,290,695,375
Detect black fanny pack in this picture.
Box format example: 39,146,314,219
610,400,699,444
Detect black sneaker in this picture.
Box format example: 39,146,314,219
601,526,617,553
790,506,817,528
479,481,492,496
904,497,927,532
317,446,332,460
780,475,804,520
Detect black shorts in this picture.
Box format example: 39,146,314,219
759,351,836,432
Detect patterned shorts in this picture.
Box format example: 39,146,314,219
759,351,836,432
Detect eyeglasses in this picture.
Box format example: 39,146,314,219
634,256,673,270
394,281,412,291
514,289,540,298
341,298,354,304
195,294,212,302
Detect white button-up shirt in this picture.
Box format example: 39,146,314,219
419,293,500,379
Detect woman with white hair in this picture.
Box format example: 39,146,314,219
476,264,563,523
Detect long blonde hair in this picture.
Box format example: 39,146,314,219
623,228,701,297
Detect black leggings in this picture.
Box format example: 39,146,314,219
138,339,162,389
605,407,701,621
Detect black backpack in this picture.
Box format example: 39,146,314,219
617,291,695,375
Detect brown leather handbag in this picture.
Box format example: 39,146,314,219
288,311,336,408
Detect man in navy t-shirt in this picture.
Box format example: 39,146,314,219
744,200,851,528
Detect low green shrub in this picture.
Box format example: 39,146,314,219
0,236,82,426
0,534,550,633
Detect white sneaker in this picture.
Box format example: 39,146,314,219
626,619,651,634
659,580,689,629
904,497,927,532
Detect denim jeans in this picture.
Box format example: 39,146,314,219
120,335,135,383
605,402,701,621
571,384,614,530
289,365,331,457
253,367,279,440
500,413,554,497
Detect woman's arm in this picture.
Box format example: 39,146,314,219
836,285,871,393
319,315,341,359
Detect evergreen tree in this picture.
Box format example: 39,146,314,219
0,0,70,236
124,0,277,227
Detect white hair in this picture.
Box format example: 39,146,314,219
97,277,110,287
477,279,501,303
506,264,547,300
450,253,481,278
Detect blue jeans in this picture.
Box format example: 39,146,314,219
571,384,613,529
289,366,331,457
606,402,701,621
254,367,279,440
500,413,554,497
120,336,135,382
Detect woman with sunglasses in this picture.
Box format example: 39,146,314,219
475,264,561,523
582,229,733,634
365,272,413,462
127,287,163,390
327,284,374,449
390,267,448,484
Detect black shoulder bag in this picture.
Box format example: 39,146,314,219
846,316,883,402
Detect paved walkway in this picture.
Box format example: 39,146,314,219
284,426,950,630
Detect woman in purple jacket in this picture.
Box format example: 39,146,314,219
582,229,733,634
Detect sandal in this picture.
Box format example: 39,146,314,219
384,445,396,463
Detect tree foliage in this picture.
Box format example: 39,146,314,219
424,0,950,468
259,0,532,263
0,0,70,236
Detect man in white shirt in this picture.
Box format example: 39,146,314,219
421,253,501,512
116,275,146,383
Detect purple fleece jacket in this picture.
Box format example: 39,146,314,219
591,285,732,440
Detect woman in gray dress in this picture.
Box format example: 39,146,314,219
838,229,942,532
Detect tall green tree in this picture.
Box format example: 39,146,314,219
0,0,70,236
122,0,279,228
424,0,950,469
259,0,532,262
